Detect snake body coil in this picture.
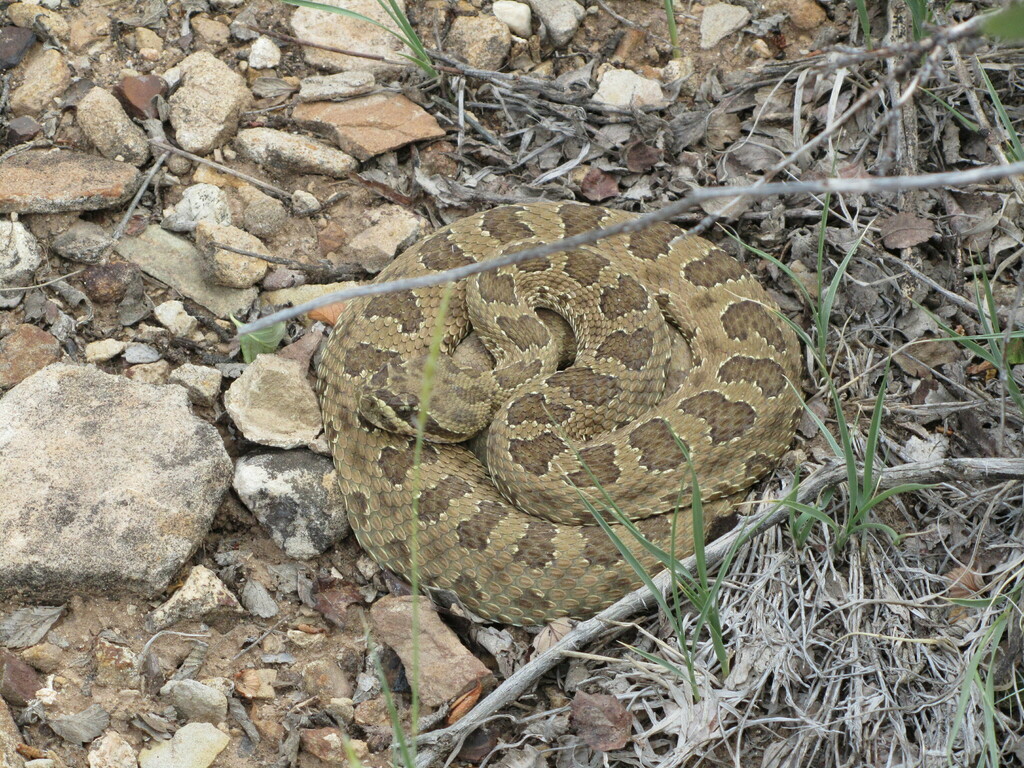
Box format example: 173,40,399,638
317,202,800,625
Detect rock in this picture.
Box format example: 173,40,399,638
0,364,232,600
123,343,161,364
20,643,62,674
0,150,141,214
291,190,320,215
493,1,532,37
0,651,42,706
301,659,352,701
154,300,198,336
80,262,139,304
10,48,70,117
6,4,68,41
290,0,408,76
526,0,583,47
87,731,138,768
162,183,231,233
346,205,422,273
137,722,229,768
224,356,321,448
248,36,281,69
168,51,252,155
239,579,278,618
234,127,358,179
161,680,228,724
115,225,257,318
593,68,665,108
370,596,492,707
233,450,349,559
292,94,446,161
238,186,288,238
700,3,751,49
114,74,167,120
0,221,43,290
53,221,112,264
168,363,222,407
75,87,149,166
94,637,141,689
446,15,511,70
262,281,355,312
0,25,36,70
191,16,230,48
297,71,374,102
126,360,172,384
782,0,828,30
194,221,270,289
0,699,23,766
7,114,41,144
0,324,60,390
84,339,127,363
147,565,244,632
301,728,368,764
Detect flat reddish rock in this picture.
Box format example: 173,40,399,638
369,595,491,707
0,324,60,389
292,93,446,161
0,150,141,213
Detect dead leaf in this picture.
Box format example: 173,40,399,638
580,168,618,202
308,302,346,326
457,727,497,763
570,691,630,751
446,680,483,725
312,576,363,628
623,141,662,172
880,213,936,249
48,704,109,745
946,565,985,624
0,605,65,648
532,617,573,655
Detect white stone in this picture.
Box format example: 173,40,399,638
84,339,127,363
526,0,583,47
138,722,229,768
248,36,281,69
169,363,223,407
154,300,198,337
224,355,322,448
700,3,751,49
594,68,665,108
493,0,532,37
298,71,375,102
162,183,231,233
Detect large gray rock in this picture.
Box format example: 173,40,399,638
0,364,232,600
168,52,252,155
233,450,349,559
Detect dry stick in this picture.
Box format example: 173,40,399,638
209,241,367,282
148,140,293,202
238,159,1024,335
413,456,1024,768
947,44,1024,203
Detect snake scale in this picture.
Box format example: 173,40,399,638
317,202,801,625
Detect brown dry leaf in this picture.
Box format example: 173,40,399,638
446,680,483,725
580,168,618,202
946,566,985,624
880,212,936,249
312,576,363,628
705,111,741,150
570,691,631,751
457,728,497,763
308,302,346,326
532,617,573,655
623,141,662,172
233,669,264,699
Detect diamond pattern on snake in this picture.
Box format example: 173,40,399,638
317,201,801,625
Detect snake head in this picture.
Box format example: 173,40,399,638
358,357,480,443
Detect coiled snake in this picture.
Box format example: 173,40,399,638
317,202,800,625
